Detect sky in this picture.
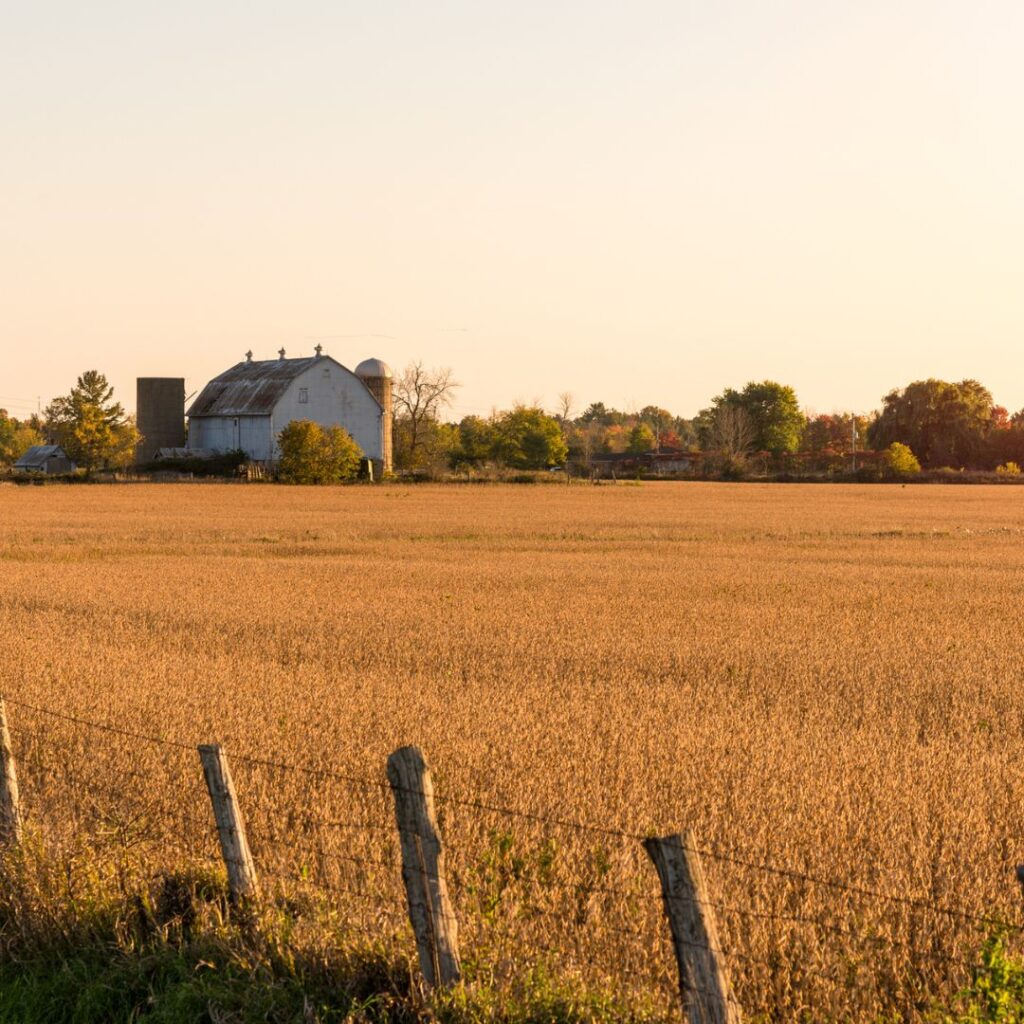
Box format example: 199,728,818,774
2,1,1022,422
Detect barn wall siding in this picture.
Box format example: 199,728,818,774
188,417,274,459
271,363,382,461
189,418,230,453
240,418,273,460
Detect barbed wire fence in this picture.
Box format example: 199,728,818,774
0,693,1019,1023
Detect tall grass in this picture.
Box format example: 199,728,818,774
2,482,1024,1020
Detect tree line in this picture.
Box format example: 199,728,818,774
393,369,1024,475
3,366,1024,478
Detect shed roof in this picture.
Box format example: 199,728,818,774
188,357,331,418
14,445,70,468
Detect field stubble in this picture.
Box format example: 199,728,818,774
2,482,1024,1021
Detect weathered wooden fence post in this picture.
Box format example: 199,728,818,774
198,744,259,904
387,746,461,988
644,830,742,1024
0,698,23,846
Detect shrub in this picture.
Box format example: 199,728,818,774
718,455,747,481
884,442,922,475
852,461,884,482
141,450,247,478
938,931,1024,1023
996,462,1021,476
277,420,362,484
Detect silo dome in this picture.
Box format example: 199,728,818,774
355,357,392,379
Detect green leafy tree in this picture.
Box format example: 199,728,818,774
394,415,460,473
45,371,140,469
884,442,921,475
492,406,568,469
578,402,625,427
697,381,804,454
869,379,995,469
735,381,805,452
456,415,498,466
626,422,657,454
278,420,362,483
0,410,44,465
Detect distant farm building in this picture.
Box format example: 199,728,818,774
588,448,702,477
136,378,186,463
14,445,76,475
139,349,393,475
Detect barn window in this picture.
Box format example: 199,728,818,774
299,388,309,404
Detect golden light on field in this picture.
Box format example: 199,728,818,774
3,482,1024,1019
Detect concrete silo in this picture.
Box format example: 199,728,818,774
354,358,393,476
136,378,186,464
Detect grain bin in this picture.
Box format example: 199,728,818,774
136,378,185,464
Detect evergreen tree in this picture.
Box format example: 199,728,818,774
45,371,139,469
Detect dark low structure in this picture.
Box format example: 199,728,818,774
588,448,703,477
13,445,76,475
136,378,186,464
154,447,217,461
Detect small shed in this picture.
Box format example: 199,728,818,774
13,445,76,475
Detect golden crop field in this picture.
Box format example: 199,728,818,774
3,481,1024,1021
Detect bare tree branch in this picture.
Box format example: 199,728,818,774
556,392,575,423
392,361,460,457
710,405,755,461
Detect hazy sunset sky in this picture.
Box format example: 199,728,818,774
3,1,1022,420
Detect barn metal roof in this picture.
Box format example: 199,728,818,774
14,445,70,468
188,357,329,418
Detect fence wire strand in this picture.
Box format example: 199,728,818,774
1,689,1015,1011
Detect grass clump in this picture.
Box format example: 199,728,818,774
934,932,1024,1024
0,853,665,1024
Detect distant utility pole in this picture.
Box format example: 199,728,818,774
851,420,858,473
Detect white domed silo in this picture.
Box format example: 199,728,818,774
355,358,393,476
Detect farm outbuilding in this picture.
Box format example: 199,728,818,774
13,445,76,475
136,378,186,464
186,349,393,475
588,448,702,478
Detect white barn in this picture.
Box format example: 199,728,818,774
187,349,393,473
